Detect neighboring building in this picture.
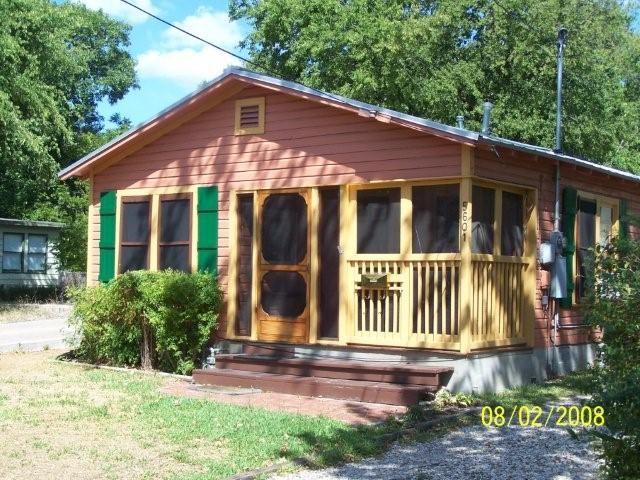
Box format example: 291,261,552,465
59,67,640,401
0,218,64,289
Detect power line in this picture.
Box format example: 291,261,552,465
119,0,265,71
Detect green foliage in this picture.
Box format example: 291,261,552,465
0,0,137,271
68,271,222,374
583,237,640,479
230,0,640,172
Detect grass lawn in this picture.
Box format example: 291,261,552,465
0,350,390,480
0,350,594,480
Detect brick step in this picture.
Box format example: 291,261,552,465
192,368,436,406
213,355,452,387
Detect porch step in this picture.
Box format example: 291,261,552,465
213,355,452,387
192,368,436,406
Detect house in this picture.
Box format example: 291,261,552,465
59,67,639,402
0,218,64,292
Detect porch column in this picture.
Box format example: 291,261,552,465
459,146,474,354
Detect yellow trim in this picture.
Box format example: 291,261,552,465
149,195,160,271
459,145,474,354
250,192,260,341
234,97,265,135
86,173,94,285
308,188,320,344
523,189,538,347
338,185,350,346
226,191,239,339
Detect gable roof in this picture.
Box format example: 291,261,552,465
59,67,640,184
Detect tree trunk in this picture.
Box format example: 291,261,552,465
140,320,155,370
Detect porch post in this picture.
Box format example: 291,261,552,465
459,146,474,354
523,190,538,347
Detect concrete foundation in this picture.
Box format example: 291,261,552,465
216,340,597,394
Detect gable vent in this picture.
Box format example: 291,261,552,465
235,97,265,135
240,104,260,129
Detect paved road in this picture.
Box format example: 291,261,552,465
0,318,72,352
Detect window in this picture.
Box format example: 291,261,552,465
27,234,47,273
576,197,597,299
2,233,24,273
159,195,191,272
472,186,495,254
501,191,524,256
412,185,459,253
357,188,400,253
119,198,151,273
234,97,265,135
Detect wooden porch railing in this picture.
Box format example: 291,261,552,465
346,254,530,351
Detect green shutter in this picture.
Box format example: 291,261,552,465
98,191,117,283
619,198,629,240
197,186,219,275
560,187,577,308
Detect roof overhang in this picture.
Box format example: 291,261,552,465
0,218,65,229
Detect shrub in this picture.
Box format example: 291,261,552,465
68,270,222,374
583,237,640,479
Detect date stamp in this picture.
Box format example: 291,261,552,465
480,405,605,428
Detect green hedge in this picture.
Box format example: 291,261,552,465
68,270,222,374
584,238,640,479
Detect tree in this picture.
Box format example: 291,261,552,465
230,0,640,172
0,0,137,270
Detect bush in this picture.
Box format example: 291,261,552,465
583,237,640,479
68,270,222,374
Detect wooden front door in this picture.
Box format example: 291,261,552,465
257,190,310,343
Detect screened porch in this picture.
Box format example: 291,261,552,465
227,165,537,354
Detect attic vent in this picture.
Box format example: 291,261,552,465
235,97,265,135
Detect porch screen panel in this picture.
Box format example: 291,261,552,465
412,185,459,253
576,198,596,298
501,191,524,256
159,197,191,272
120,200,150,272
319,188,340,339
357,188,400,253
261,193,307,264
472,186,495,254
236,194,254,336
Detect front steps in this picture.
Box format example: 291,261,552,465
192,355,453,406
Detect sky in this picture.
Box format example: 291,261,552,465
72,0,248,128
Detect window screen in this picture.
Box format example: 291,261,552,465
318,188,340,338
159,197,191,272
412,185,459,253
577,198,596,298
501,191,524,256
120,199,150,273
261,193,307,264
260,271,307,318
357,188,400,254
472,186,495,254
236,194,254,336
27,234,47,273
2,233,23,272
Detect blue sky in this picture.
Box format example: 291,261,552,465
73,0,248,127
77,1,640,130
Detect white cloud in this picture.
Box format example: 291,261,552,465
164,7,243,50
137,46,241,88
135,7,243,89
74,0,159,25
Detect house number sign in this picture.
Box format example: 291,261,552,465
461,201,470,243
